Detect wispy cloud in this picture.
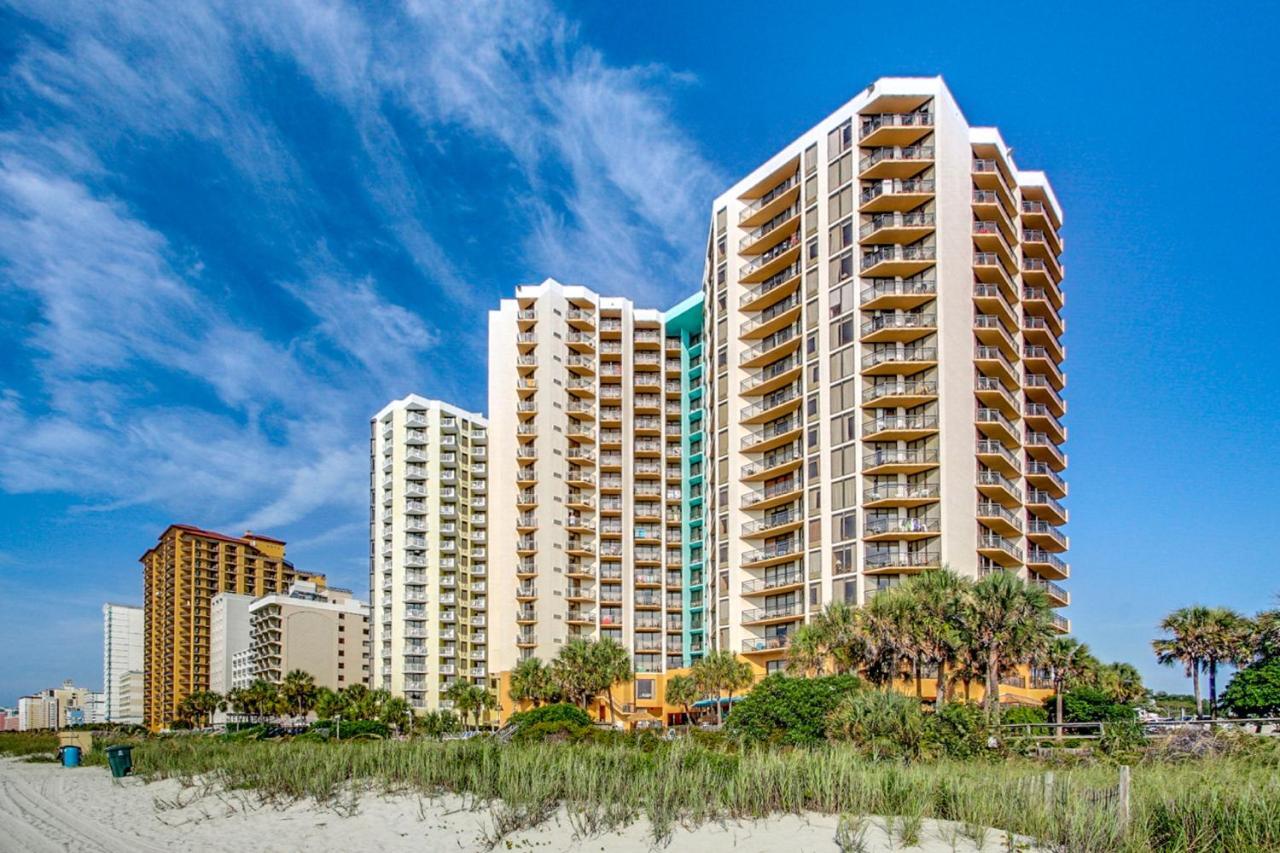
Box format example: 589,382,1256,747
0,0,719,533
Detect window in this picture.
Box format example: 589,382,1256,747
834,511,857,542
828,186,853,221
833,545,855,576
636,679,655,700
827,152,852,187
832,576,857,603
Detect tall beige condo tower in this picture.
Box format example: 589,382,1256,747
489,279,689,675
102,603,144,724
371,395,490,712
705,77,1068,670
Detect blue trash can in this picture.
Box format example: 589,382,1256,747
59,745,82,768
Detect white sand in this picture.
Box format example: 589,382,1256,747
0,758,1036,852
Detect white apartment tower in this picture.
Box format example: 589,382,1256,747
703,77,1069,670
371,395,490,712
102,603,144,724
489,279,695,675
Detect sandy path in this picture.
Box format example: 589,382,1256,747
0,758,1026,852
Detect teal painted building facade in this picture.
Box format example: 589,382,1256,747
663,293,706,667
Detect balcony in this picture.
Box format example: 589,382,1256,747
860,276,936,310
859,178,935,213
1024,373,1066,417
974,345,1018,388
863,378,938,408
1026,461,1068,498
741,416,801,452
1025,430,1067,470
977,468,1022,506
1027,519,1069,552
978,534,1023,567
741,442,803,481
860,243,937,277
975,406,1020,446
1025,403,1068,444
862,346,938,376
1027,490,1069,525
859,144,934,180
863,482,940,508
742,601,803,625
975,375,1018,417
739,173,800,227
862,446,940,475
1033,578,1070,607
1027,548,1070,580
863,515,940,541
741,477,803,511
739,235,802,283
865,549,941,573
739,203,801,255
1022,256,1063,288
860,210,936,244
739,322,801,368
860,311,936,344
741,569,804,595
741,505,803,538
739,384,802,425
862,412,939,441
859,109,933,146
973,314,1017,358
740,294,802,340
977,501,1022,536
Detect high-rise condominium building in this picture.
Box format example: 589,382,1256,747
102,602,144,724
140,525,324,730
370,396,490,713
702,76,1068,669
250,581,370,689
210,592,254,706
488,279,704,675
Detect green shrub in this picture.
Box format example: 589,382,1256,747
221,724,266,741
310,719,389,738
924,702,989,759
510,703,592,731
1050,687,1136,723
1000,705,1048,726
513,720,592,743
726,674,861,746
1099,719,1147,756
1222,657,1280,717
826,689,924,759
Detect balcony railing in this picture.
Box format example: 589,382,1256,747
863,413,939,436
863,447,940,470
864,516,940,537
741,569,803,594
865,550,941,570
859,178,935,206
861,346,937,371
859,110,933,140
739,174,799,223
742,506,802,536
860,210,936,239
860,312,936,338
742,602,802,622
863,483,940,503
860,244,937,271
860,276,936,305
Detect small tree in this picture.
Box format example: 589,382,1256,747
1221,657,1280,717
1044,637,1096,739
510,657,556,707
664,673,701,727
591,639,633,723
551,639,599,709
379,696,413,734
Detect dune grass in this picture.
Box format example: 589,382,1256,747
4,731,1279,851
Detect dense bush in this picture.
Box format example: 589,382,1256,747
1049,687,1136,723
309,719,389,738
826,688,924,758
1000,705,1048,726
727,674,862,746
510,703,592,731
1221,657,1280,717
923,702,989,759
514,720,592,743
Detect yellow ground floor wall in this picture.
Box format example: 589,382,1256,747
495,658,1053,730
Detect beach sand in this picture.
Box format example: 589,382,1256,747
0,758,1035,852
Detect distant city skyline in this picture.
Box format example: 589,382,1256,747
2,1,1279,703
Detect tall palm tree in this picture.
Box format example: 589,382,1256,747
1096,661,1146,705
443,681,477,731
861,588,918,689
785,623,827,676
902,569,970,707
314,687,344,721
816,601,866,675
664,673,701,727
379,696,413,734
1153,605,1212,716
591,639,632,723
551,638,599,709
722,654,754,712
1252,607,1280,660
1202,608,1251,718
692,650,752,725
970,571,1052,714
1044,637,1096,738
280,670,318,719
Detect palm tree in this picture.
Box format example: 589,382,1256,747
1203,608,1251,717
785,623,828,676
314,687,344,721
1252,607,1280,660
475,688,499,730
591,639,632,724
664,673,701,727
509,657,554,707
443,681,476,730
818,601,867,675
1096,661,1146,705
722,654,754,712
244,680,281,723
280,670,318,720
1154,605,1212,716
902,569,970,707
1044,637,1096,739
551,638,599,709
693,650,752,725
970,571,1053,715
379,695,413,734
861,588,918,689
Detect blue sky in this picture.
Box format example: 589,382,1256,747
1,0,1277,704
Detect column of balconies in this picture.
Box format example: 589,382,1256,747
859,101,939,592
